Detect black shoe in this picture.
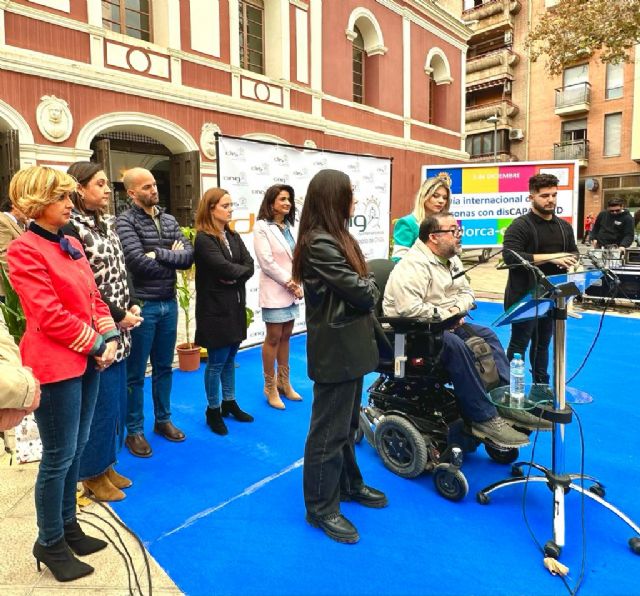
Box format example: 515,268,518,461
63,520,108,556
306,512,359,544
33,538,94,582
221,400,254,422
340,485,388,508
205,407,228,435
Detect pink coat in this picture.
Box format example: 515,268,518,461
253,219,297,308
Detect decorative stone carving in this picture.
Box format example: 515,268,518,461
200,123,221,160
36,95,72,143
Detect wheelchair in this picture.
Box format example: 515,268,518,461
356,259,521,501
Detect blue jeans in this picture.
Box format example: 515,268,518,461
439,323,502,422
204,343,239,408
127,299,178,435
79,359,127,480
34,362,99,546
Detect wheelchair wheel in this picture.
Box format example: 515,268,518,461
374,415,428,478
433,464,469,501
485,444,519,465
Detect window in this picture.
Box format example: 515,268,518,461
605,63,624,99
239,0,264,74
604,112,622,156
561,118,587,143
352,27,365,104
463,0,485,9
102,0,151,41
465,130,510,157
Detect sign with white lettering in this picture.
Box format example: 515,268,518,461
421,161,579,248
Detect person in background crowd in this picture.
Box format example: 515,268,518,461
254,184,303,410
583,212,594,245
633,209,640,246
194,188,254,436
116,167,193,458
391,176,450,262
590,197,634,249
0,316,40,431
64,162,143,501
8,166,118,582
292,169,387,545
503,173,578,385
0,200,28,301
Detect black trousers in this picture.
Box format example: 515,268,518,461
303,377,364,516
507,316,554,384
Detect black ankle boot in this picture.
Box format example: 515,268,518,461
221,400,254,422
206,407,228,435
63,520,108,556
33,538,94,582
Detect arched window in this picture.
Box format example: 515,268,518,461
352,27,365,104
424,48,453,128
102,0,152,41
239,0,265,74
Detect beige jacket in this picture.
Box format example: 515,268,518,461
0,317,37,431
0,211,24,297
383,240,475,319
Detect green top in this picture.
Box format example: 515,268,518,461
391,213,419,262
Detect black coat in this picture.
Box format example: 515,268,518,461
301,231,379,384
591,209,634,248
194,230,254,350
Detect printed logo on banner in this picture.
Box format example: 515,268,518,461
346,161,361,174
250,163,270,176
222,172,249,187
291,167,309,179
224,147,246,160
273,154,290,168
461,219,499,246
312,156,328,168
426,167,462,194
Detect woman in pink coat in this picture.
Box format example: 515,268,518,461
254,184,303,409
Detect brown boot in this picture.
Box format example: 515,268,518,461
106,466,133,489
264,372,285,410
82,472,125,502
277,365,302,401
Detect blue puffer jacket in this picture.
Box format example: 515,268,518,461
116,204,194,301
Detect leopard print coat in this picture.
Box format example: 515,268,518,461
67,211,132,362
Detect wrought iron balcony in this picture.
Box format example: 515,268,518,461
553,139,589,166
555,82,591,115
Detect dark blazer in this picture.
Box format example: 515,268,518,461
301,231,379,384
194,230,254,350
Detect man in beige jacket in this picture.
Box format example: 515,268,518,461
0,202,27,300
0,316,40,432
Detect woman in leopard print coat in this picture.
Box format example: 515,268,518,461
64,162,143,501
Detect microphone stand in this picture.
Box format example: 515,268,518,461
477,254,640,559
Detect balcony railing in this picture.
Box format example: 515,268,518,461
553,139,589,161
555,82,591,110
466,48,519,84
466,99,519,123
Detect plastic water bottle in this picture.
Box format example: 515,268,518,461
509,353,525,408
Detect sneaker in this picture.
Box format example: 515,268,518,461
496,405,552,431
471,416,530,448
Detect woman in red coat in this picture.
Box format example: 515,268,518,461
7,166,118,583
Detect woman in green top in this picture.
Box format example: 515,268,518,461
391,176,451,262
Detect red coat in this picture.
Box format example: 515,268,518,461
7,229,117,384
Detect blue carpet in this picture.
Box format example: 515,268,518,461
113,302,640,596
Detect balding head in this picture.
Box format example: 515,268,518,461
123,167,158,213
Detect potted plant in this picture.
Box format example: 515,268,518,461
175,227,201,371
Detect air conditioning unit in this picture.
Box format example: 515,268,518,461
509,128,524,140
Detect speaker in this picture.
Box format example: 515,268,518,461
585,270,640,302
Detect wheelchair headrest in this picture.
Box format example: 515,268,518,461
367,259,395,317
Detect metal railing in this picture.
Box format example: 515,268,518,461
555,82,591,109
553,139,590,160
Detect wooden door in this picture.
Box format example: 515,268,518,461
170,150,200,227
0,130,20,209
92,138,115,214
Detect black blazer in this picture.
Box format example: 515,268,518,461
302,231,379,384
194,230,254,350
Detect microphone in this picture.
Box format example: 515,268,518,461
451,248,503,280
586,252,620,286
503,249,556,293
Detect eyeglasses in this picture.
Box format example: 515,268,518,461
432,227,463,237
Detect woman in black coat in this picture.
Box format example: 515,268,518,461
194,188,254,435
292,169,387,545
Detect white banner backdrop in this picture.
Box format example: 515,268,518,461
213,136,392,347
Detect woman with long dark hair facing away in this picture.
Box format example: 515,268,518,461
194,188,255,435
8,166,118,582
254,184,303,410
292,169,387,544
391,175,450,262
63,161,143,501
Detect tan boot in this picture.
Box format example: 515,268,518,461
106,466,133,489
277,365,302,401
83,472,125,502
264,373,285,410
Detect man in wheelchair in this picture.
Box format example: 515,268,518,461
383,213,550,449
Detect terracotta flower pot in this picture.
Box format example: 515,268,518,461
176,343,201,372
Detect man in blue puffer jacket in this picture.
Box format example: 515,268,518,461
116,167,194,458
